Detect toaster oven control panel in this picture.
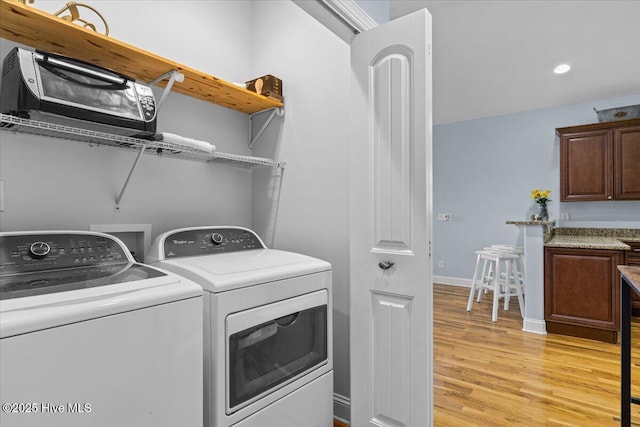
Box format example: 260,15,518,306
134,83,156,122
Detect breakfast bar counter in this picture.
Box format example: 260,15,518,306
619,265,640,427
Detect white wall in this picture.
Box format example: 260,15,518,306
249,0,352,418
0,1,255,240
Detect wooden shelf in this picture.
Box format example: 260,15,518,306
0,0,283,114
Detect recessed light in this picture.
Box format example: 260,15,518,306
554,64,571,74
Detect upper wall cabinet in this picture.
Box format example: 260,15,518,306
557,118,640,202
0,0,283,115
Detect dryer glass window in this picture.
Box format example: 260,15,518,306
228,304,327,411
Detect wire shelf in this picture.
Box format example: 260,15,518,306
0,113,286,169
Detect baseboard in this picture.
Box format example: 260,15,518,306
333,393,350,425
523,317,547,335
433,275,472,288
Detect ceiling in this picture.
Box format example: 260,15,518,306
366,1,640,124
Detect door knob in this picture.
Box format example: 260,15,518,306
378,260,394,270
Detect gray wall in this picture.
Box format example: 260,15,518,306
0,0,353,418
0,1,255,237
433,93,640,283
250,0,352,415
355,0,390,24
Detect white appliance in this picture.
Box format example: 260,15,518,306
147,226,333,427
0,231,203,427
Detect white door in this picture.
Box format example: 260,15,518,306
349,9,433,427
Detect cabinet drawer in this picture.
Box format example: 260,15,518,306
627,252,640,266
625,241,640,265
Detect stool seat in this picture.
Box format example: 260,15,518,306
467,249,525,322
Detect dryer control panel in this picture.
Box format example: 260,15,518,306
163,227,265,259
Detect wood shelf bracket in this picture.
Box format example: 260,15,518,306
149,69,185,110
249,106,285,149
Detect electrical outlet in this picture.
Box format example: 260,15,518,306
560,212,569,221
438,260,445,269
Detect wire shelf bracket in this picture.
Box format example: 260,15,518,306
114,143,146,212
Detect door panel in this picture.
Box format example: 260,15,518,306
350,8,433,427
371,291,413,426
615,126,640,199
560,130,613,201
372,48,413,253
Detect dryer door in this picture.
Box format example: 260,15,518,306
225,290,328,414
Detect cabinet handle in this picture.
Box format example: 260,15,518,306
608,195,612,200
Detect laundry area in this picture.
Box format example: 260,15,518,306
0,1,352,426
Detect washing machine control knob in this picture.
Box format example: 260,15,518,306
29,241,51,259
211,233,224,245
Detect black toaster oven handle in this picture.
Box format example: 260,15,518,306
35,51,131,88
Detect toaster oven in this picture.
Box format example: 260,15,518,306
0,47,157,137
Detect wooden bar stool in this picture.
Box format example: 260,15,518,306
467,250,525,322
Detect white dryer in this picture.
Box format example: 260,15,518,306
147,226,333,427
0,231,203,427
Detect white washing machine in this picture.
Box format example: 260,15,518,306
0,231,203,427
147,226,333,427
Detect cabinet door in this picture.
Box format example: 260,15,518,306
614,125,640,200
544,247,621,332
560,130,614,201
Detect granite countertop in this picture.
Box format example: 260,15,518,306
506,220,555,226
545,228,640,250
506,220,555,242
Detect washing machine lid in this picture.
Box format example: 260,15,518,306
154,248,331,293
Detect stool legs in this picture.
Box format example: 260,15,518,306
510,260,525,318
492,259,501,322
468,249,525,322
467,253,482,311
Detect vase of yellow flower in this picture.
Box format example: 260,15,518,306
530,189,551,221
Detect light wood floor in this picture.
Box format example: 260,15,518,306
434,284,640,426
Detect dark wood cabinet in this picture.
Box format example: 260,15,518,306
544,247,622,343
557,119,640,202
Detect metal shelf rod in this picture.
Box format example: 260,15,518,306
114,144,146,211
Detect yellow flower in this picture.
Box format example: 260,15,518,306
530,188,551,205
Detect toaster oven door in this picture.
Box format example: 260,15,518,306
27,50,145,121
